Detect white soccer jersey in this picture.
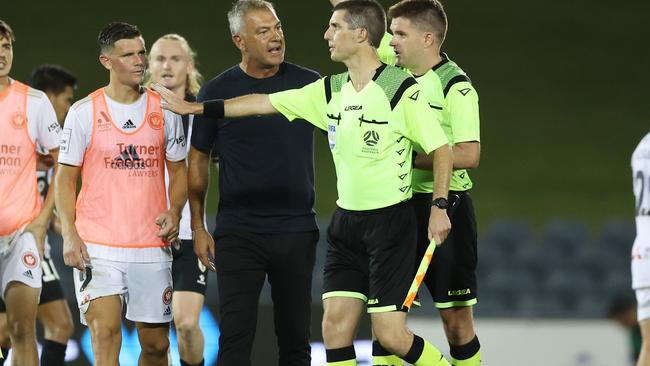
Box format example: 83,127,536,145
165,115,193,240
21,81,62,152
631,132,650,289
58,90,187,263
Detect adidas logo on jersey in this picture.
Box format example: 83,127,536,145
163,306,171,316
122,119,136,129
23,270,33,279
108,144,144,170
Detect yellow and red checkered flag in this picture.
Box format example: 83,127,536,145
402,239,437,310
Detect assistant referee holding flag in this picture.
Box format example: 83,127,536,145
371,0,484,365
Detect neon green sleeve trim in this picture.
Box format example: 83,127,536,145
322,291,368,302
367,305,398,313
434,298,478,309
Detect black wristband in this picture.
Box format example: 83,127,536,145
203,99,225,118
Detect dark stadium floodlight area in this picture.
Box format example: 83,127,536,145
4,0,648,226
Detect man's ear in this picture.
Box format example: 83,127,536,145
99,54,111,71
232,34,246,52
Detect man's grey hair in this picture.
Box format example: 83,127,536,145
227,0,277,36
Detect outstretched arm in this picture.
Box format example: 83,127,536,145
151,83,277,118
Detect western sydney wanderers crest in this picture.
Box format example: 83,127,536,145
9,112,27,129
162,286,173,305
148,112,163,130
22,251,38,269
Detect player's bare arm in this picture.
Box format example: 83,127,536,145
152,82,278,118
453,141,480,169
428,144,453,245
188,146,215,272
25,148,60,259
414,141,480,170
55,163,90,271
156,159,187,243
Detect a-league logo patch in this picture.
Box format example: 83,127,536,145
9,112,27,129
22,252,38,269
162,286,173,305
363,130,380,146
148,112,163,130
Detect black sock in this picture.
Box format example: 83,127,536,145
402,335,425,364
372,340,391,357
326,345,356,363
180,359,205,366
41,339,67,366
449,336,480,360
0,347,9,366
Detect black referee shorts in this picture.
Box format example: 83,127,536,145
412,191,478,308
172,239,208,295
323,201,416,313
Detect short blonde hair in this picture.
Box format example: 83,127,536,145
145,34,203,96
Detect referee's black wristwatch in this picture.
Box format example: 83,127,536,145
431,197,449,209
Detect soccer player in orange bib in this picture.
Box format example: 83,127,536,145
0,20,62,366
0,64,77,366
55,22,188,365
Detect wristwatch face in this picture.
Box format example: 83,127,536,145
433,197,449,209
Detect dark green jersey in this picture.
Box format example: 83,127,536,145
269,64,448,210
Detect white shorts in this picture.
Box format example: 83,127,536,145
637,287,650,322
0,231,42,298
73,258,173,325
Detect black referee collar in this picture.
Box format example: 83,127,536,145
431,53,450,71
346,63,388,82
